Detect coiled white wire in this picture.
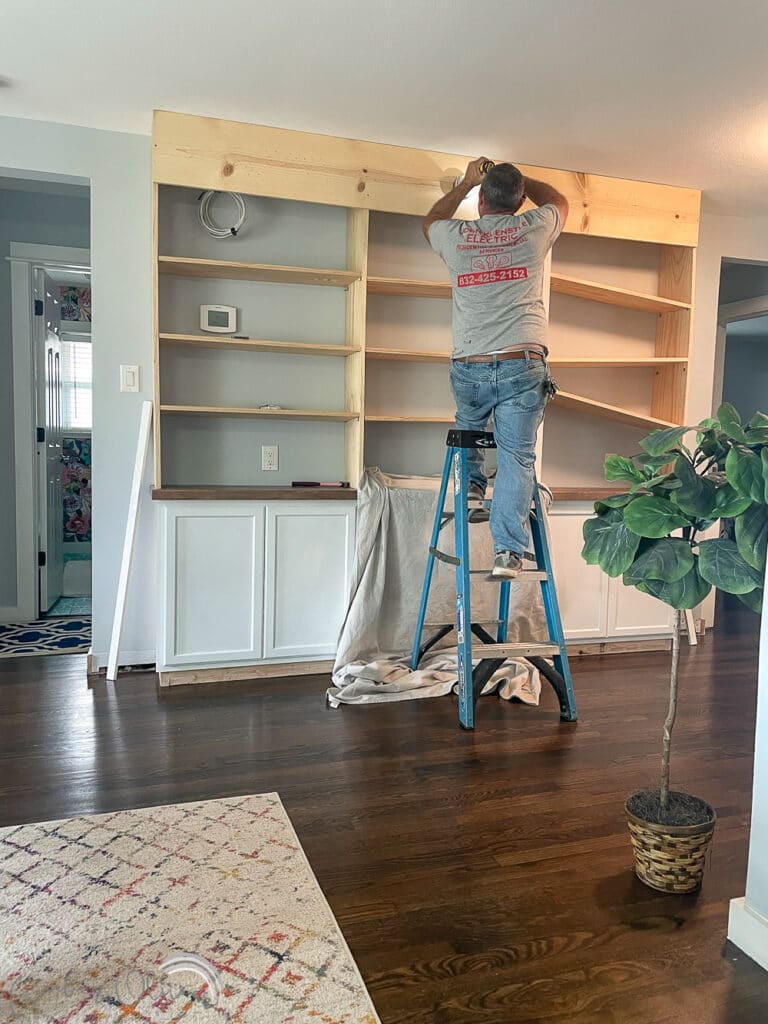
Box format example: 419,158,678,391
197,190,247,238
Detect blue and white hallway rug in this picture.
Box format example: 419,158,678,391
0,618,91,658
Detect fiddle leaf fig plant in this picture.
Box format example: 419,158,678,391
582,404,767,819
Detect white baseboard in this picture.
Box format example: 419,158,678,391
89,650,156,673
728,897,768,972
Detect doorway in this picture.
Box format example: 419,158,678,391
0,173,91,656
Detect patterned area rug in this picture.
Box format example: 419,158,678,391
0,794,379,1023
0,618,91,658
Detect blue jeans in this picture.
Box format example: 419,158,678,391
450,355,549,556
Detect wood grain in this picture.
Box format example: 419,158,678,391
550,273,691,314
159,333,358,357
153,110,701,246
160,405,360,421
158,255,360,288
151,486,356,501
0,597,763,1022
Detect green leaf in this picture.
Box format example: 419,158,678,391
745,427,768,445
639,426,692,457
698,538,764,594
735,504,768,571
582,510,641,578
604,454,645,484
749,412,768,430
636,452,675,472
726,447,765,502
594,492,634,514
738,588,764,613
671,455,717,517
717,402,749,443
763,450,768,504
624,538,695,583
630,473,671,493
623,496,690,538
640,562,712,610
714,484,752,519
697,417,719,432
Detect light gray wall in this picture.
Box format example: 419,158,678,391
0,115,153,663
0,187,90,609
722,335,768,422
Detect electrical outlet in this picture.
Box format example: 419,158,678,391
261,445,278,471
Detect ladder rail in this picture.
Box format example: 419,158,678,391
454,449,475,730
410,446,454,671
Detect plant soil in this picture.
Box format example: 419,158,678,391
627,789,715,827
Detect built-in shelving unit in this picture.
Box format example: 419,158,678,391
153,113,699,494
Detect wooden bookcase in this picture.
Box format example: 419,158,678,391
152,112,700,494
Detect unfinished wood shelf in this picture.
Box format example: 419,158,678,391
161,405,360,422
549,273,691,313
159,333,359,357
366,347,688,368
554,391,677,429
367,276,451,299
158,255,360,288
365,414,454,423
368,273,691,315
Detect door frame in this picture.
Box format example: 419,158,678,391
7,242,90,621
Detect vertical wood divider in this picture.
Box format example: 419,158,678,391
651,246,696,424
345,208,369,485
152,183,162,485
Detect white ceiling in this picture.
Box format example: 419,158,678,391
3,0,768,215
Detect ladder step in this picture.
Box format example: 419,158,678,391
472,642,560,659
469,569,548,581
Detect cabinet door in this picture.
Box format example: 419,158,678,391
608,577,675,637
161,503,265,667
547,506,609,639
264,504,355,659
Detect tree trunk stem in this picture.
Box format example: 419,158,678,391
660,609,682,810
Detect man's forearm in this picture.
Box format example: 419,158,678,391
422,179,474,238
523,177,562,208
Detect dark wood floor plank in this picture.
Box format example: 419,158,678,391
0,597,766,1022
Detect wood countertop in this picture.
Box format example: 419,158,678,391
152,486,357,501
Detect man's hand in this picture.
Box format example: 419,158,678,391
463,157,491,189
422,157,490,240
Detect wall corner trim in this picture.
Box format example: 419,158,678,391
728,897,768,972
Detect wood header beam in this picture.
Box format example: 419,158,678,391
153,111,701,247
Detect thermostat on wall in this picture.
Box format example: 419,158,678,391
200,304,237,333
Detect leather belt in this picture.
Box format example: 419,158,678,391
453,350,546,365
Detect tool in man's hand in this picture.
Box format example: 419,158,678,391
453,159,495,189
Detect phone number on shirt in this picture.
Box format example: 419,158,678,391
457,267,529,288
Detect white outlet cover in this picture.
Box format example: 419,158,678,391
261,445,278,471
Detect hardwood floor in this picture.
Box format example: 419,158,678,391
0,600,766,1022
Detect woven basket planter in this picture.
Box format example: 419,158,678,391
625,797,716,894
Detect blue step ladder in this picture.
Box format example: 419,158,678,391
411,429,578,730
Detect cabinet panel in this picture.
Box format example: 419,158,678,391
608,576,674,637
162,504,264,666
264,505,354,658
548,507,609,639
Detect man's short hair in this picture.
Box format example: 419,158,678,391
480,163,525,213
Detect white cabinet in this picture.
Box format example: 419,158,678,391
159,500,355,671
264,505,355,659
548,502,674,642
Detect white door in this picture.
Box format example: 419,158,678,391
35,270,64,614
264,504,355,659
608,578,675,637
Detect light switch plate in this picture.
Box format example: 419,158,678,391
120,364,140,393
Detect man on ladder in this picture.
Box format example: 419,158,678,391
423,160,569,578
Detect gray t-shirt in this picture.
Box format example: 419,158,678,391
428,204,562,357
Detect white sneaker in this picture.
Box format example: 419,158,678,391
492,551,522,579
